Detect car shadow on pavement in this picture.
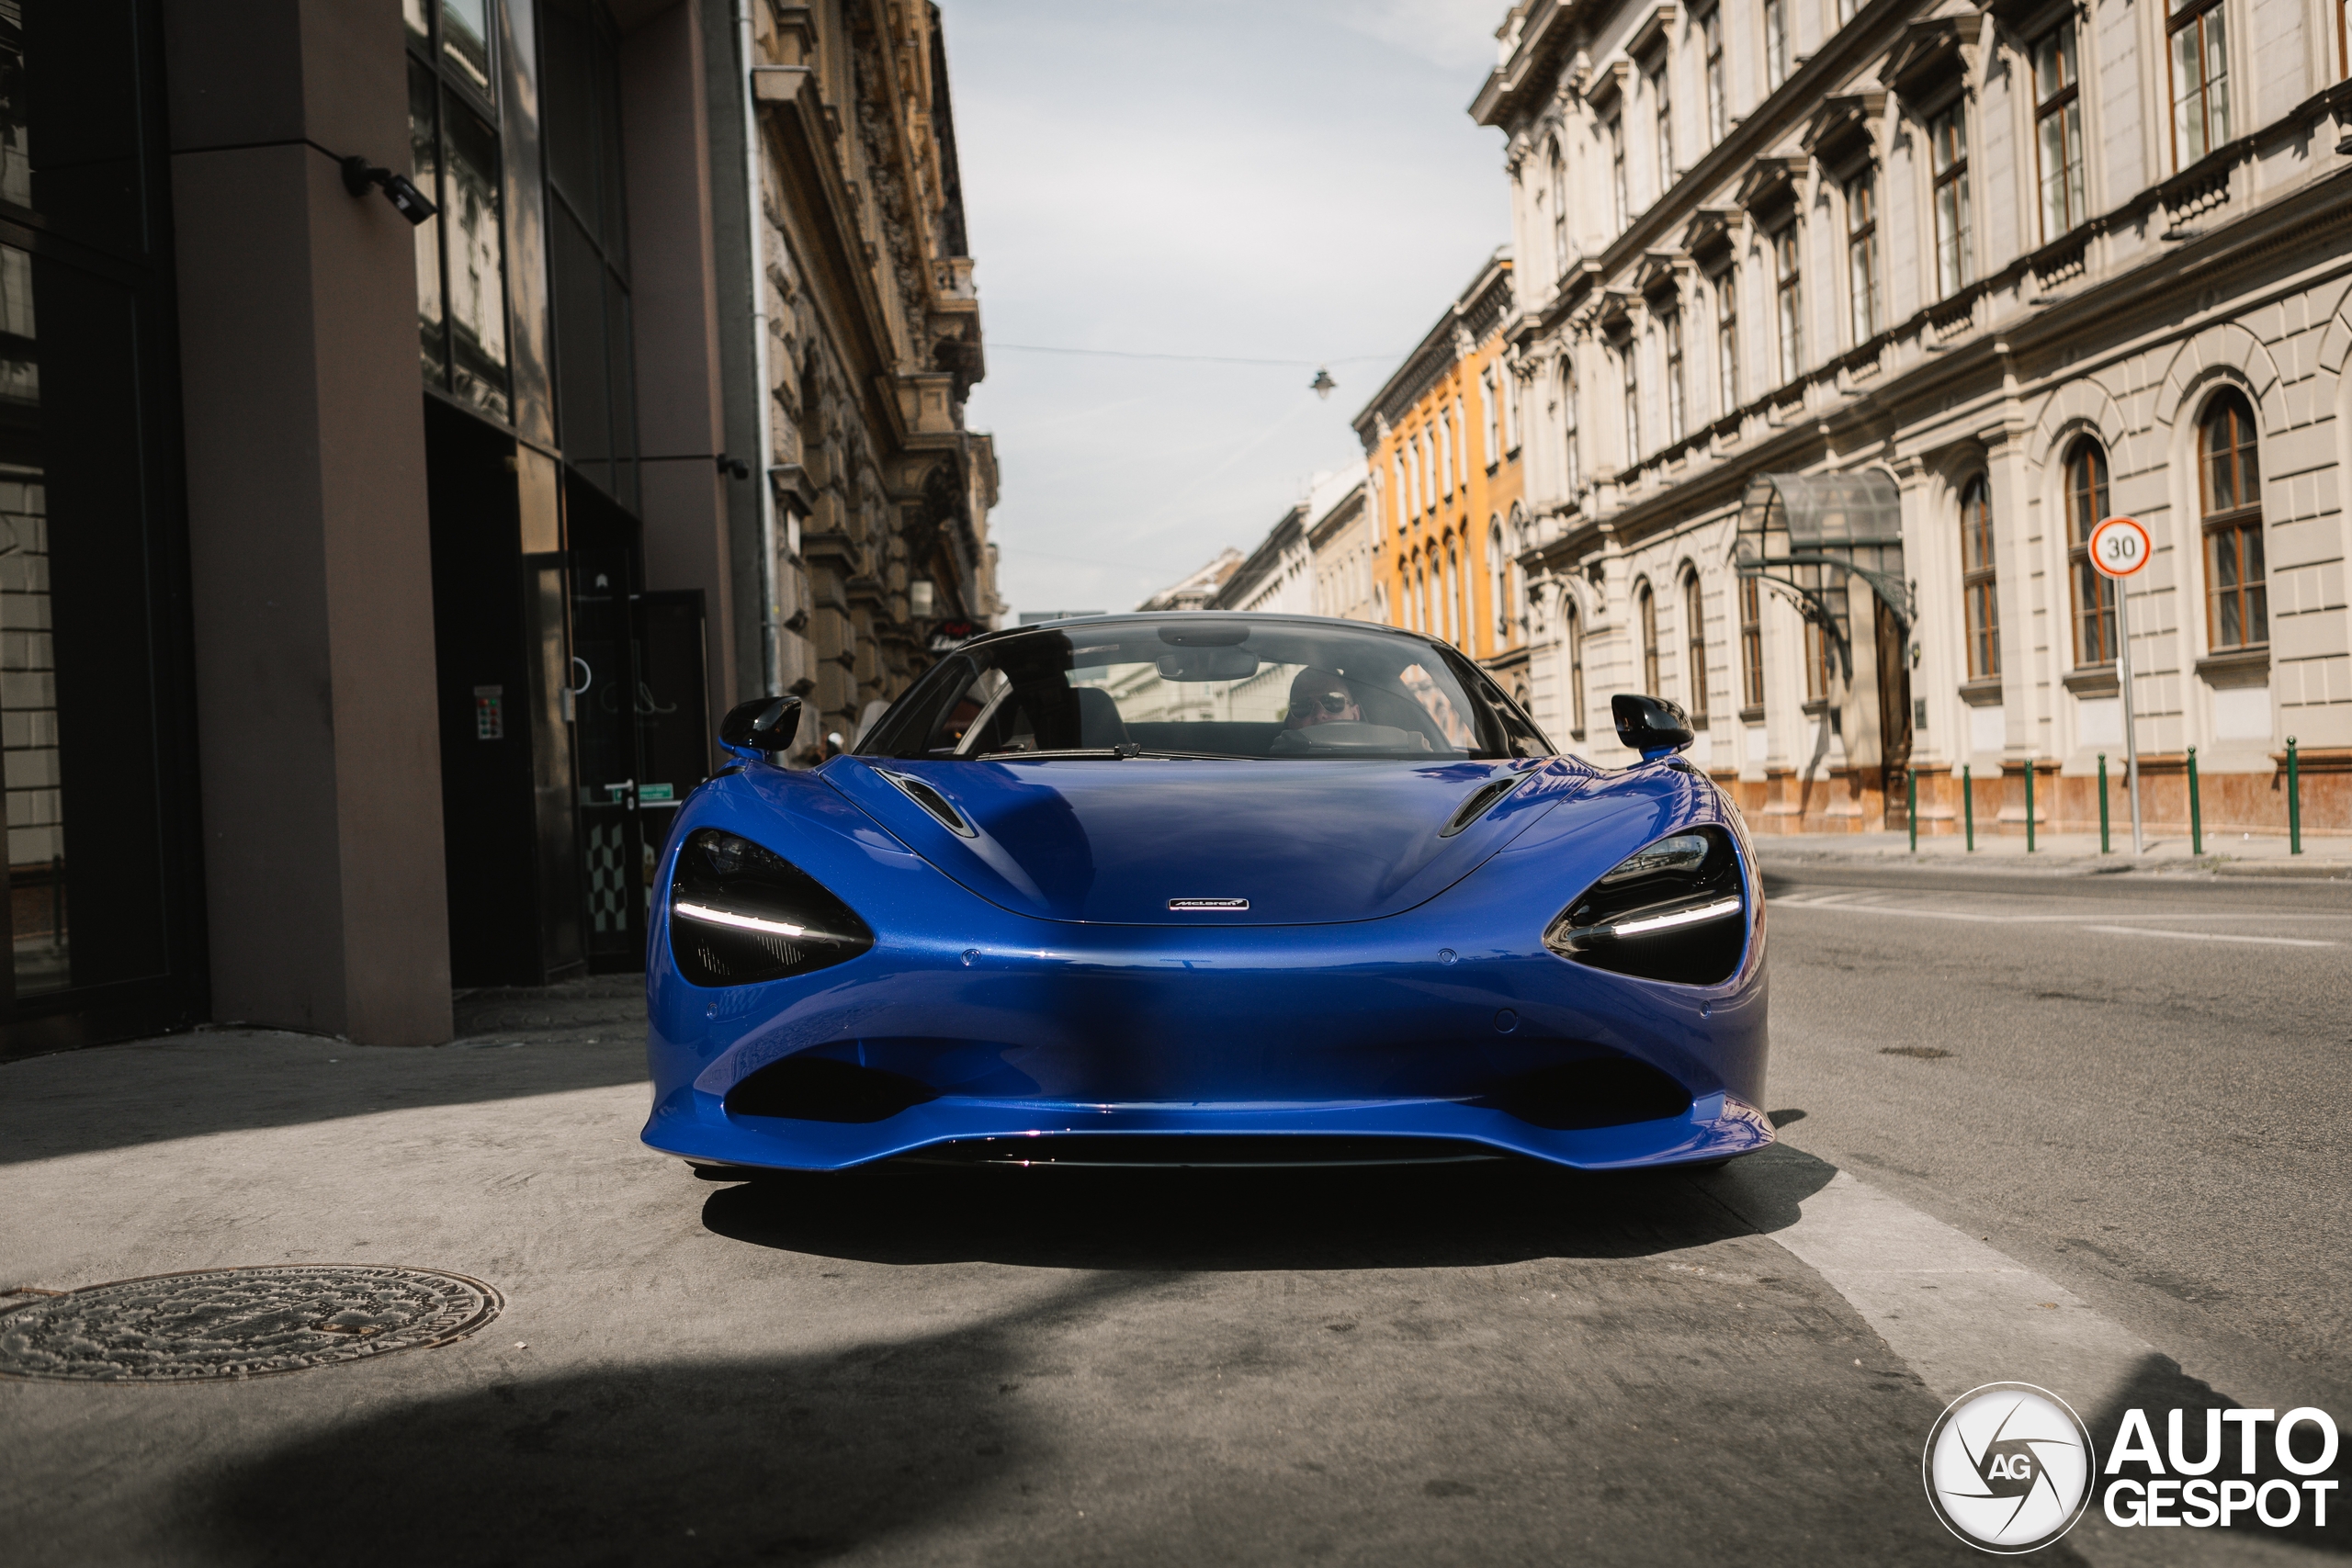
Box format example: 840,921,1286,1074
176,1274,1145,1568
698,1144,1841,1271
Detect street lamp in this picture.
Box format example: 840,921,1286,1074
1309,367,1337,400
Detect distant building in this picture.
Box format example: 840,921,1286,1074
1352,253,1534,709
1306,475,1375,624
1137,548,1244,613
1476,0,2347,838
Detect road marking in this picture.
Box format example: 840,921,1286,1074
1716,1165,2155,1408
2081,924,2336,947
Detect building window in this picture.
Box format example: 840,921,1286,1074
1562,356,1580,493
1765,0,1790,90
1702,6,1727,145
1652,62,1675,193
1490,519,1510,644
1444,543,1463,647
2200,389,2267,649
1610,117,1630,232
1502,367,1519,451
2064,436,2117,666
1438,412,1454,501
1621,341,1642,461
1772,223,1803,381
406,23,511,424
1837,0,1858,23
1549,140,1568,275
1804,606,1837,701
1738,575,1765,711
1961,475,1998,680
1390,458,1407,532
1715,269,1739,413
2169,0,2233,169
1567,599,1588,738
1846,172,1881,343
542,0,641,507
1638,581,1661,693
1682,570,1708,723
2034,24,2087,242
1481,369,1501,467
1664,310,1687,445
1930,100,1973,298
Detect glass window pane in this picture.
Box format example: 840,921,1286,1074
2206,17,2231,142
4,6,145,251
440,0,493,96
441,94,509,422
2175,27,2206,163
410,58,447,389
2039,114,2067,239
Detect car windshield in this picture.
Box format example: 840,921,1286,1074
857,617,1554,761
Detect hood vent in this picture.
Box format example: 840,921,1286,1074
1440,773,1525,838
879,770,978,837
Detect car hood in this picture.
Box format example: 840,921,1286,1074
820,755,1595,925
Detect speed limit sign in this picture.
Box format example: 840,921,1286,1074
2090,515,2151,580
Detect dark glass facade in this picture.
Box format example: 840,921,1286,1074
0,0,206,1055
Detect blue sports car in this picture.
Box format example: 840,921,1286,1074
641,614,1771,1174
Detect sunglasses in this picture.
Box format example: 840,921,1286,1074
1289,691,1353,716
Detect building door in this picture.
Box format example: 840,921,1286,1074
1874,593,1913,821
567,476,643,970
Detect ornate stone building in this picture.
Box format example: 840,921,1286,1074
1477,0,2350,838
747,0,1001,752
1353,254,1535,707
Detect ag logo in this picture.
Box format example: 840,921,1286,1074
1924,1382,2097,1553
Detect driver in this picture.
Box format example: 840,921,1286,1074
1283,668,1361,730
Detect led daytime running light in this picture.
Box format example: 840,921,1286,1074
673,901,810,939
1598,897,1742,940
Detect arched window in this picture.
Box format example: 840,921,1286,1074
1637,581,1660,693
2064,437,2115,665
1737,575,1765,712
1681,570,1707,722
2200,390,2267,650
1489,519,1508,645
1566,596,1588,739
1960,475,1998,679
1443,543,1462,646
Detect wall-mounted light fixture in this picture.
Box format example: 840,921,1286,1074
340,154,438,226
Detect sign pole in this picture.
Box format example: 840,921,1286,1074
2119,578,2143,856
2091,516,2153,858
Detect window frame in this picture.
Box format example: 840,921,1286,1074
1621,337,1642,462
2064,436,2117,668
1663,308,1687,445
1702,5,1727,145
1638,581,1661,694
1928,98,1973,299
1737,574,1766,713
1715,267,1739,415
2032,22,2087,243
1960,474,1999,681
1651,57,1675,196
1845,170,1882,344
1772,221,1803,383
1765,0,1790,89
1610,114,1630,232
2199,389,2267,651
1566,598,1588,739
2166,0,2233,170
1681,570,1709,723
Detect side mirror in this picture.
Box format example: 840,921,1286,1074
1611,693,1694,761
718,694,803,761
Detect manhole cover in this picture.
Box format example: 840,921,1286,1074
0,1265,502,1382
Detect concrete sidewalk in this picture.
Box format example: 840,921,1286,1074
1752,827,2349,879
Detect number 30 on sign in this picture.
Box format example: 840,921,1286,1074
2089,515,2152,580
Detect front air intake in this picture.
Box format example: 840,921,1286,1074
725,1055,938,1122
1477,1057,1694,1130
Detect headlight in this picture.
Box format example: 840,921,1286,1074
669,829,874,987
1544,826,1747,986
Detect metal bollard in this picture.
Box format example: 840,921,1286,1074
2098,753,2110,854
1907,767,1918,854
2025,761,2036,853
1963,765,1974,852
2188,745,2201,856
2287,737,2301,854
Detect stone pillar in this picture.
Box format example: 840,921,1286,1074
163,0,452,1043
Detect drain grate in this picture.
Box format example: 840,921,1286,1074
0,1265,502,1382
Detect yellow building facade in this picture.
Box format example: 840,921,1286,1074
1352,254,1531,706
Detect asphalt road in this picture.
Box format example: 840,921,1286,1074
3,874,2346,1566
1756,863,2352,1420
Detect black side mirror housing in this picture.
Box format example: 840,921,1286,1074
718,694,803,761
1611,693,1695,760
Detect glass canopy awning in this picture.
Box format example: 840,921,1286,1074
1732,471,1914,679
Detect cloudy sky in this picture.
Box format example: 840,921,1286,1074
939,0,1513,619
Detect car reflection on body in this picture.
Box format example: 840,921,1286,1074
641,613,1771,1176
